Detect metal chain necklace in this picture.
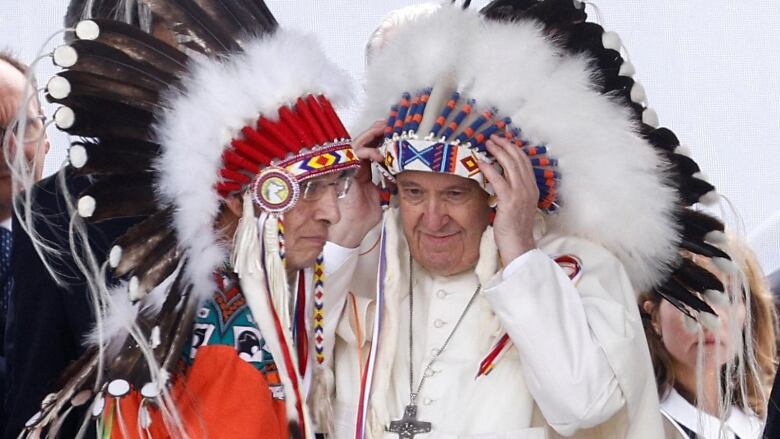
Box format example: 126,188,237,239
387,255,482,438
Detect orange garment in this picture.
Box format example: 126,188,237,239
106,345,289,439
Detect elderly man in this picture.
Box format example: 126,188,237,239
326,3,729,439
15,0,368,437
0,49,49,426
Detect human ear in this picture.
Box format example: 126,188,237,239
223,194,244,217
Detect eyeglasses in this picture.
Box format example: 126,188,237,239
1,114,47,145
300,171,355,201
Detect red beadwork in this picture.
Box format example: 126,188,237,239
217,94,352,197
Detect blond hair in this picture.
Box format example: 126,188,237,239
641,234,778,417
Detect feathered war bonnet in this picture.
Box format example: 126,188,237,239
25,1,357,437
361,1,735,318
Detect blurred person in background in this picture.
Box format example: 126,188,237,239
0,48,50,425
1,1,146,437
641,235,778,439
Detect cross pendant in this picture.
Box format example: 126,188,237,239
387,404,432,439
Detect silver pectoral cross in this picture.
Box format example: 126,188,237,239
387,404,432,439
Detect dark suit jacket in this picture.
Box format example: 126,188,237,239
2,169,139,438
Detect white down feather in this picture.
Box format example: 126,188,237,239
360,6,681,292
153,29,355,301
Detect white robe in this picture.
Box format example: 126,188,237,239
326,210,663,438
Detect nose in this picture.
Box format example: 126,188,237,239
312,189,341,225
420,197,449,231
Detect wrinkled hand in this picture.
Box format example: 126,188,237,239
477,134,538,263
351,121,385,163
327,122,385,248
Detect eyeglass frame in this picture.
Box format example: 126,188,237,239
299,169,356,201
0,114,48,145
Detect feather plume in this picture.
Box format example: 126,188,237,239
69,138,160,175
88,19,188,73
480,0,538,20
656,277,716,316
189,0,246,39
517,0,587,30
673,257,725,293
79,173,157,221
160,283,198,372
677,176,716,206
67,39,175,91
644,127,680,152
680,238,730,260
235,0,278,31
113,208,174,275
194,0,276,42
128,233,180,299
668,153,701,177
51,71,161,113
29,349,100,434
140,0,241,55
679,209,725,240
53,98,155,141
106,318,156,385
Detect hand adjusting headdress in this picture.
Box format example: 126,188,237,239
25,0,358,436
363,0,733,318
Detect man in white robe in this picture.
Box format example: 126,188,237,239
318,3,709,438
326,133,663,439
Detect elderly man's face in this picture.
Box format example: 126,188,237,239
397,171,490,276
282,171,351,271
0,59,49,218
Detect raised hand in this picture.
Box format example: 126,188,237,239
327,122,385,248
477,134,538,263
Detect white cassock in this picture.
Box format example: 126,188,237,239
326,209,664,439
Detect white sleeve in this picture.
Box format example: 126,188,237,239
483,246,627,436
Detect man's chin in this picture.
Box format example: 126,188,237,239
286,249,324,272
416,253,464,277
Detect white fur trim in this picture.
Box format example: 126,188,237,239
704,289,728,306
699,312,721,331
630,82,646,104
711,256,738,275
128,276,143,301
75,20,100,40
360,8,680,292
619,61,635,77
154,30,355,301
68,144,87,168
53,45,78,68
642,108,659,127
84,269,178,357
601,31,622,51
47,76,71,100
109,245,122,268
704,230,727,245
675,144,692,157
53,106,75,130
77,195,95,218
699,190,720,206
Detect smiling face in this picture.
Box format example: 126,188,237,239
396,171,490,276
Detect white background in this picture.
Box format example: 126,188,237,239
1,0,778,273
